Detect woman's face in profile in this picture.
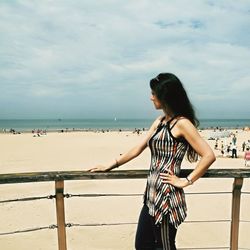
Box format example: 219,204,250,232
150,91,162,110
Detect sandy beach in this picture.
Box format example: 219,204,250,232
0,129,250,250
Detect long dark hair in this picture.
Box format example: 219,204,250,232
150,73,199,162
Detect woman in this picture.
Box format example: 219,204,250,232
89,73,216,250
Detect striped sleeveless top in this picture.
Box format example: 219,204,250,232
144,116,188,228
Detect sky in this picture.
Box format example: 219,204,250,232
0,0,250,119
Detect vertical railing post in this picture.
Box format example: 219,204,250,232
230,177,243,250
55,180,67,250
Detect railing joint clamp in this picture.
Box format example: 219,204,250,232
64,193,72,198
47,195,55,199
49,224,57,229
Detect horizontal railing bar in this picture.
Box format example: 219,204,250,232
240,220,250,223
0,169,250,184
242,192,250,194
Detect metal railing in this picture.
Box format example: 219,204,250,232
0,168,250,250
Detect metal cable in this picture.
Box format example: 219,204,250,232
64,193,142,198
66,222,137,227
185,191,231,195
65,219,231,228
0,195,55,204
184,219,231,223
64,191,231,199
178,247,229,250
0,219,232,236
0,224,57,236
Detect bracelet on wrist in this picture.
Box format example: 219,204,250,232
114,159,119,169
186,176,193,185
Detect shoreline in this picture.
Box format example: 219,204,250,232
0,118,250,134
1,125,249,135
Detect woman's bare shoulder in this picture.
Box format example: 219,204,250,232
150,116,164,130
175,117,198,137
175,117,195,128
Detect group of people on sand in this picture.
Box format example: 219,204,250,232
32,129,47,137
133,128,146,135
2,128,21,134
214,133,250,159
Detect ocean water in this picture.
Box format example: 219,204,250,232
0,119,152,132
0,119,250,132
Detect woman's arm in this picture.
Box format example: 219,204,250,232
160,118,216,188
88,117,162,172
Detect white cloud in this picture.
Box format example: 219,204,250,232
0,0,249,118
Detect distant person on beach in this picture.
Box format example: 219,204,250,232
221,141,224,157
88,73,216,250
245,148,250,166
231,144,237,158
214,138,218,150
227,143,231,155
232,134,237,145
242,141,246,152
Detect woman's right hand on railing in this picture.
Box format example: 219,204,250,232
87,159,120,172
87,165,111,172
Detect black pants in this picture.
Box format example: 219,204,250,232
135,205,177,250
232,149,237,158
